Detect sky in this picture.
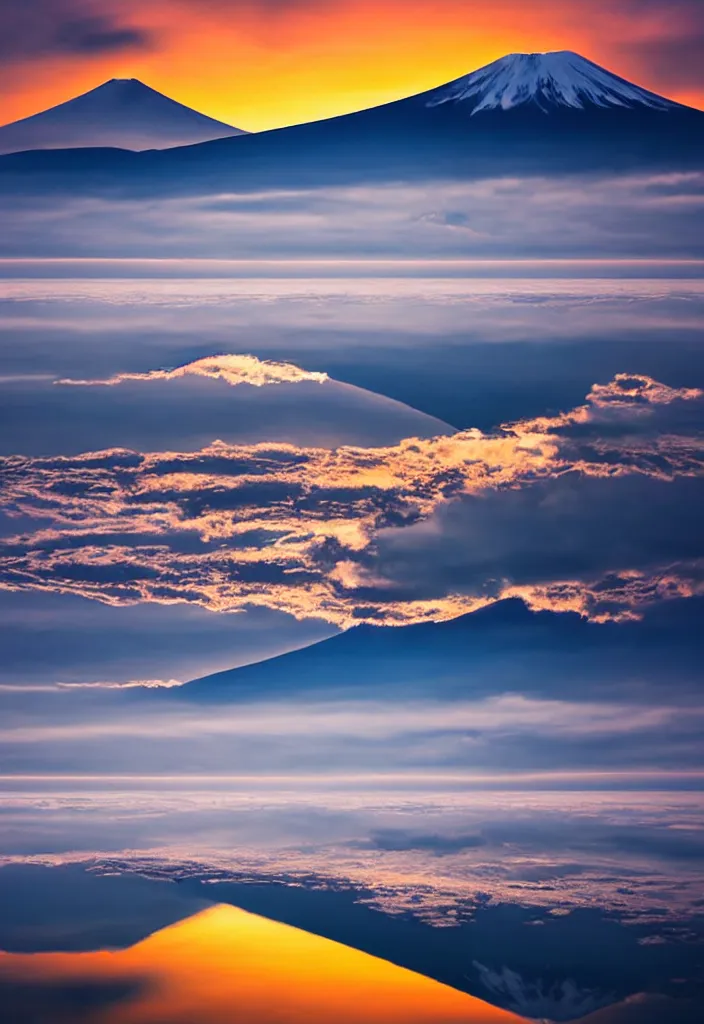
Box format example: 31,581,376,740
0,0,703,132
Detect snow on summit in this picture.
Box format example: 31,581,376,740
425,51,683,115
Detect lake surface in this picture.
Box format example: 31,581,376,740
1,267,702,1022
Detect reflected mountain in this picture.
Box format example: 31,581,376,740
0,904,527,1024
0,354,451,457
180,597,704,703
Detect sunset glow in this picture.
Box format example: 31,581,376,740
1,0,702,132
0,1,703,1017
0,905,526,1023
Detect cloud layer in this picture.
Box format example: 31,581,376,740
3,787,703,932
2,173,704,260
0,369,702,628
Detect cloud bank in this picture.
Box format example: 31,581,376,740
2,173,704,260
0,370,702,627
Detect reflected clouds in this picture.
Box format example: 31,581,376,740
0,232,703,1022
1,369,702,627
2,786,704,931
56,352,329,388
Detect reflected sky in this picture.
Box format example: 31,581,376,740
2,273,703,432
0,900,526,1024
0,269,702,1023
3,783,704,925
0,786,703,1022
1,274,703,678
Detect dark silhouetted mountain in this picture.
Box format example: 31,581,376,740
178,597,704,703
0,78,246,154
1,52,702,195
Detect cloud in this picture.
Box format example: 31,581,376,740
3,681,704,783
56,678,184,689
4,787,704,933
5,692,695,745
622,34,704,93
473,962,614,1021
55,353,329,388
615,1,704,92
0,1,151,62
366,829,486,854
2,174,704,260
0,678,183,690
0,371,702,628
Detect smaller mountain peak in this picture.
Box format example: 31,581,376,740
0,76,247,154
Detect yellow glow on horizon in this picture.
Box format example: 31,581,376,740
0,1,701,132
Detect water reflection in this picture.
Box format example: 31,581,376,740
0,269,702,1023
0,903,525,1023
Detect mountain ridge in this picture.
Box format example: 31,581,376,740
176,596,704,703
1,50,702,194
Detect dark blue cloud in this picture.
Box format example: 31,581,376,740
0,1,151,62
365,830,486,854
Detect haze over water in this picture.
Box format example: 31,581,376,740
0,264,701,1022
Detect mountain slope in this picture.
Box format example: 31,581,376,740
178,597,704,703
0,904,529,1024
0,51,702,193
0,78,246,154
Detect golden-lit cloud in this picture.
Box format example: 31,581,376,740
56,353,328,388
0,371,702,627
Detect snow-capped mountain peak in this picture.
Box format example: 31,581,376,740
424,50,683,115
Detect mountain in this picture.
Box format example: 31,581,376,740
177,597,704,703
0,78,246,155
0,903,529,1024
0,51,702,194
422,50,683,116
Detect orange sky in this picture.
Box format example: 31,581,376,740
1,0,702,131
